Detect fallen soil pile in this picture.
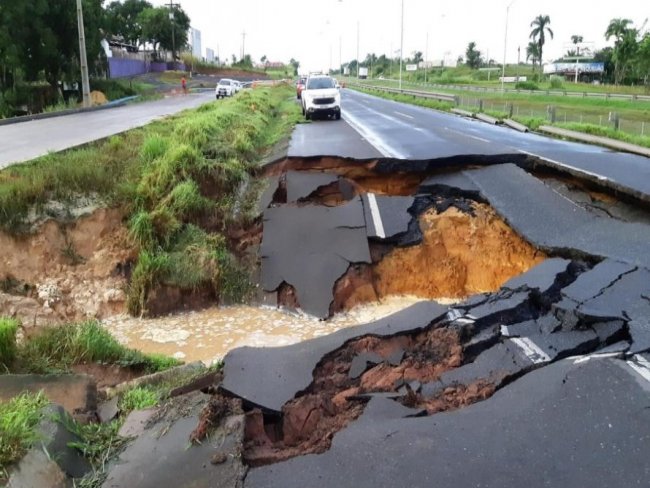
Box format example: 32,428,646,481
373,204,546,298
0,208,133,328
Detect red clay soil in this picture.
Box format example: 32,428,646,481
243,326,477,466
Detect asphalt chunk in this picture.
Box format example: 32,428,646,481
260,198,371,318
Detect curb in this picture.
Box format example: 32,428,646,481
0,95,140,127
539,125,650,158
504,119,529,133
451,108,474,118
475,113,500,125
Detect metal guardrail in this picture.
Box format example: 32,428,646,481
348,83,458,104
372,78,650,102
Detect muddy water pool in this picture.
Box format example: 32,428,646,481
102,296,454,364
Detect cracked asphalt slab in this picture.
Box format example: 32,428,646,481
245,357,650,488
260,198,370,318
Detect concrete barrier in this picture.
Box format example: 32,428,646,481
539,125,650,158
475,113,500,125
503,119,529,132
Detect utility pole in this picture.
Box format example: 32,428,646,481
76,0,91,108
241,31,246,60
399,0,404,90
425,31,429,83
501,0,517,93
167,0,180,63
356,21,360,79
339,35,342,75
516,45,520,81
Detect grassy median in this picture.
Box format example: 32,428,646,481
0,84,301,314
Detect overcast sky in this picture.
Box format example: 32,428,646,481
151,0,648,73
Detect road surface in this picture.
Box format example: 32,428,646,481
0,92,214,169
289,89,650,202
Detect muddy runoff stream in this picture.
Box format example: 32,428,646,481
102,297,438,364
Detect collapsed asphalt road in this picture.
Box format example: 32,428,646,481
219,93,650,485
104,89,650,487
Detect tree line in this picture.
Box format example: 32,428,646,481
465,15,649,86
0,0,191,102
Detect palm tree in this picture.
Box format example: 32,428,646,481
571,35,584,55
605,18,632,43
526,42,540,70
529,15,554,69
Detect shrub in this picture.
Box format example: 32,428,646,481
119,386,159,412
0,318,19,369
0,392,48,468
550,76,564,89
515,81,539,90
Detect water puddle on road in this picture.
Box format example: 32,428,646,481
102,296,448,364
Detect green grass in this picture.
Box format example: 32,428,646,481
0,318,19,370
554,122,650,149
11,320,181,374
0,392,48,471
0,84,300,315
119,386,159,412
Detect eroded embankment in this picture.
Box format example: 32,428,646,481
0,208,134,328
335,204,545,312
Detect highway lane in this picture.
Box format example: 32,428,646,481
334,89,650,201
0,92,214,169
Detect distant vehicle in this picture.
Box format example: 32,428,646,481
301,75,341,121
216,79,235,99
333,78,341,89
232,80,242,93
296,77,307,99
358,67,368,79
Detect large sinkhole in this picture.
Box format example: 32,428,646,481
260,156,546,319
207,157,643,470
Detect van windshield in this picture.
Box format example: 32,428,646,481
307,78,335,89
219,80,231,86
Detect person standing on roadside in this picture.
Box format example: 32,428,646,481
181,76,187,94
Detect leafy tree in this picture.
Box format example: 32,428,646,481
526,41,540,70
636,34,650,87
465,42,482,69
605,18,638,85
529,15,553,68
289,58,300,76
411,51,423,64
260,55,267,64
568,34,584,56
139,5,190,60
105,0,152,47
593,47,615,83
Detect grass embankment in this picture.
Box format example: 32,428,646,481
1,319,179,374
0,392,48,472
0,317,204,483
0,84,301,314
350,85,650,149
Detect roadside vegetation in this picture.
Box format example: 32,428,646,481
0,84,301,314
0,392,48,471
0,319,180,375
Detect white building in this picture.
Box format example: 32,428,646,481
206,48,215,64
190,28,202,59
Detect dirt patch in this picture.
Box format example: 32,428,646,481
373,204,546,300
328,203,545,314
243,327,465,466
145,284,217,318
0,208,135,328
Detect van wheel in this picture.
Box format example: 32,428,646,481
305,112,311,120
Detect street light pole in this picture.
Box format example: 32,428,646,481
76,0,91,108
356,21,360,79
399,0,404,90
501,0,516,93
425,31,428,83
